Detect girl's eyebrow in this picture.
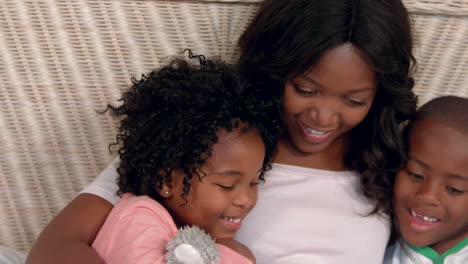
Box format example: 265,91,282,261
213,170,263,177
212,170,241,176
447,173,468,182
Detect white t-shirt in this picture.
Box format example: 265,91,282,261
384,240,468,264
81,160,390,264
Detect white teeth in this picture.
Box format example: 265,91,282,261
306,128,326,135
223,217,241,223
410,210,438,222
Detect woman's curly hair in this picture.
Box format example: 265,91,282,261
106,53,279,203
238,0,418,215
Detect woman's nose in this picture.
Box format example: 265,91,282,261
308,99,339,127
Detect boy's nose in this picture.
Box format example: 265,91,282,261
415,182,441,206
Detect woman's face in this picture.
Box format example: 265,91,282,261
281,43,377,157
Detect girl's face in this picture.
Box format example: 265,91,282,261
394,119,468,254
281,43,377,159
163,127,265,240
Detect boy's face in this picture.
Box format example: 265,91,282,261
394,118,468,254
164,127,265,240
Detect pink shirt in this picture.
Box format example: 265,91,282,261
92,193,252,264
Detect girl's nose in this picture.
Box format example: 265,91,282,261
233,187,256,209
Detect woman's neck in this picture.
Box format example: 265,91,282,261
273,135,350,171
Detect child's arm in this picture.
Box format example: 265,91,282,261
217,238,256,264
26,193,113,264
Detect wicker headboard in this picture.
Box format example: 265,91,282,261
1,0,467,254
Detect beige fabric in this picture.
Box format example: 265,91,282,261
0,0,467,254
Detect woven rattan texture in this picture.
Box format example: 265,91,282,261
1,0,467,253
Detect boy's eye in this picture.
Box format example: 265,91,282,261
446,186,465,196
407,171,424,181
217,184,234,190
345,98,367,106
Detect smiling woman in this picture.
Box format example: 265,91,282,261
278,44,377,170
21,0,468,263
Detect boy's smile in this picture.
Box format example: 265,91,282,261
394,119,468,254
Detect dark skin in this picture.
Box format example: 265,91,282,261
26,43,377,264
26,192,256,264
26,194,112,264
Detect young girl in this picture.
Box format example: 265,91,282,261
91,55,278,263
27,0,417,263
385,96,468,264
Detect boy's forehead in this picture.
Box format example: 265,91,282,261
409,119,468,176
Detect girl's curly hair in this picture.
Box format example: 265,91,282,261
238,0,418,215
106,53,279,203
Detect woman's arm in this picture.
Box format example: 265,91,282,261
26,193,113,264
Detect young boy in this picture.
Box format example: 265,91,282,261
385,96,468,264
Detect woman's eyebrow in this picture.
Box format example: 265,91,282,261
299,75,375,93
408,157,430,169
299,75,322,87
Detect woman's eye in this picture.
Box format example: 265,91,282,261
446,186,465,196
217,184,234,190
293,84,319,96
407,171,424,181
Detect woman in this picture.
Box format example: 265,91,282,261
27,0,417,263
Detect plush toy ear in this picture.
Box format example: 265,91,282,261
165,226,220,264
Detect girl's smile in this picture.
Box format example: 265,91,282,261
163,126,266,240
220,216,244,231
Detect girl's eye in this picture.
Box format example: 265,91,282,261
217,184,234,190
446,186,465,196
407,171,424,181
345,98,367,106
293,84,319,96
250,182,260,187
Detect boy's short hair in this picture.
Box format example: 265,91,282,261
413,96,468,134
402,95,468,156
406,96,468,135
